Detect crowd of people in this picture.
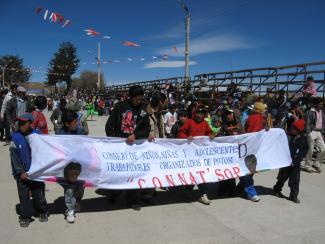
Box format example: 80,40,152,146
1,75,324,227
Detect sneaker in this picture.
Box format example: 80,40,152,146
289,197,300,204
66,210,75,223
130,203,141,211
301,167,313,173
312,165,322,173
39,213,48,222
19,217,34,227
273,191,285,198
198,194,211,205
3,141,10,146
250,195,261,202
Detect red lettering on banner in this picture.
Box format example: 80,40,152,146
165,175,176,187
215,169,225,180
152,177,163,188
233,166,240,178
189,172,197,185
196,171,207,183
138,179,145,188
177,173,188,185
224,169,234,179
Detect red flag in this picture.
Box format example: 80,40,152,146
123,41,141,47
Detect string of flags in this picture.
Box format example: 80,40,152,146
36,7,71,28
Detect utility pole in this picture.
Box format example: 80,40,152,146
185,13,190,82
1,67,4,87
178,0,190,95
97,41,101,90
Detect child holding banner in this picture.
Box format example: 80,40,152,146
240,102,269,202
10,113,49,227
273,119,308,203
179,105,214,205
56,109,88,135
57,162,85,223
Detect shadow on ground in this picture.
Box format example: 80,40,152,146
15,183,276,216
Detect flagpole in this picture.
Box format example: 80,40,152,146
97,41,101,90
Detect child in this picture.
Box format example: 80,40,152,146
179,105,214,205
170,110,188,138
10,113,48,227
31,96,49,134
240,102,268,202
57,162,85,223
273,119,308,203
56,109,88,135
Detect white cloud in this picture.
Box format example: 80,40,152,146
144,60,197,69
158,33,256,57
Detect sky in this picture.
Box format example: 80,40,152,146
0,0,325,86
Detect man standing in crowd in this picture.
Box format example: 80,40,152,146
273,119,308,204
0,84,17,145
6,86,31,133
304,98,325,173
0,87,9,141
147,92,167,139
105,85,151,210
50,98,67,134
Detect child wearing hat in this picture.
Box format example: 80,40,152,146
9,113,49,227
240,102,269,202
273,119,308,203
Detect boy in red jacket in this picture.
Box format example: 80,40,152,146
240,102,268,202
179,106,214,205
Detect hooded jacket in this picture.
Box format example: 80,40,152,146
105,100,150,139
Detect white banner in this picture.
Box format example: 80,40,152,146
28,129,291,189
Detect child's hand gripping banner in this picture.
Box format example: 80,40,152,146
28,129,291,189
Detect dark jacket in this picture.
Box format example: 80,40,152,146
105,100,150,139
9,131,32,177
304,108,325,134
56,127,86,135
170,121,183,138
288,134,308,166
6,96,32,126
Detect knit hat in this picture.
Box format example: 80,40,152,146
16,113,34,122
253,102,266,114
293,119,305,133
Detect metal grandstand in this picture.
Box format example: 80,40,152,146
105,61,325,99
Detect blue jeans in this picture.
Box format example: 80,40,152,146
239,175,257,199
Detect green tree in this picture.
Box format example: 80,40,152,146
72,70,105,90
0,55,31,85
47,42,80,91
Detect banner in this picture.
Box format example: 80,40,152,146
28,129,291,189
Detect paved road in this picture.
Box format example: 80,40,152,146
0,111,324,244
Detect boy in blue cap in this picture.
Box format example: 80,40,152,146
10,113,49,227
